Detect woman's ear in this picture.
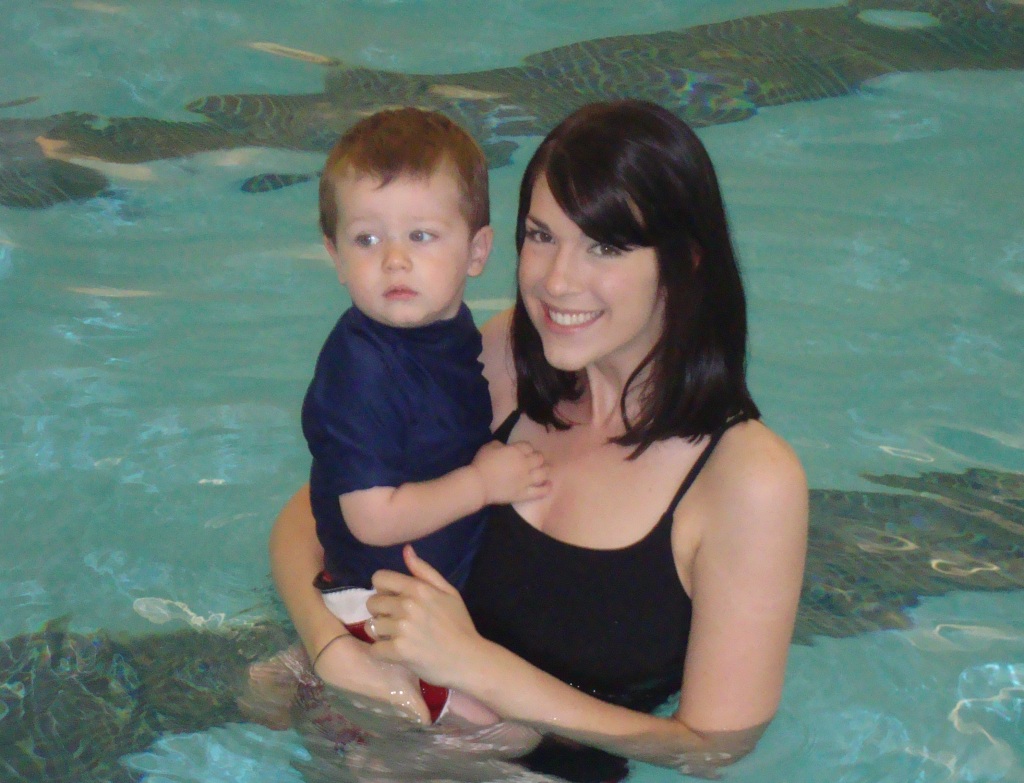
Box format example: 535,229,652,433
323,235,347,285
467,226,494,278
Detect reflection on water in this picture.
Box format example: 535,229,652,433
949,662,1023,781
907,623,1022,653
767,599,1023,783
132,597,227,629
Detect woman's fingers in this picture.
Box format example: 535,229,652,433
403,544,458,593
369,566,419,598
364,616,379,641
364,587,401,633
366,551,447,643
365,550,481,684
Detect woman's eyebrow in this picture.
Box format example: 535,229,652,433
525,215,551,231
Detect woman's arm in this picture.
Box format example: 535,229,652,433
269,485,345,661
367,549,753,774
366,426,808,772
674,425,807,737
268,485,430,723
478,309,517,427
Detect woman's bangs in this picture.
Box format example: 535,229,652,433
545,148,651,251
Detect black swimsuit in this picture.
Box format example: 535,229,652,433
463,410,738,782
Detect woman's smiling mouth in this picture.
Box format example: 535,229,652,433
544,304,602,328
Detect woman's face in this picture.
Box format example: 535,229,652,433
518,176,665,375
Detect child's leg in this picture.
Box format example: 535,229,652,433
238,644,305,730
321,585,500,726
444,689,502,725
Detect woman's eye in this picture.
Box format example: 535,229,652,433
353,233,379,247
525,228,553,244
591,243,622,257
409,230,435,242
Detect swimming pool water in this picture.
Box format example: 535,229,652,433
1,1,1022,781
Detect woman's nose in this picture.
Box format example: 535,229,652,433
542,246,579,296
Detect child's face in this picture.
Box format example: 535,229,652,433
325,166,492,329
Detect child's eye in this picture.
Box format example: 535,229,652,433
525,228,553,244
409,230,436,242
353,233,379,247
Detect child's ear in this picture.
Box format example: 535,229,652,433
466,225,494,278
323,235,347,285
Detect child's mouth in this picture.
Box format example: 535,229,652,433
385,286,417,300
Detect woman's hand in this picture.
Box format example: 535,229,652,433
365,545,483,688
312,632,431,726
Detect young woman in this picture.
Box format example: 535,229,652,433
270,100,808,781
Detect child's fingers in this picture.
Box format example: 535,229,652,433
516,450,545,474
528,481,551,498
512,440,535,455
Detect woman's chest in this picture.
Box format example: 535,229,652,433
509,423,703,549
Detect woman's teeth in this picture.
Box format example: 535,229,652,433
549,308,601,326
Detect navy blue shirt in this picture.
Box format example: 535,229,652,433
302,304,492,589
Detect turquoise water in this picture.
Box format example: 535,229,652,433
1,1,1022,781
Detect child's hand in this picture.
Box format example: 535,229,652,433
470,440,550,505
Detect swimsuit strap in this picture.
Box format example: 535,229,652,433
664,417,748,518
492,408,523,444
496,408,746,517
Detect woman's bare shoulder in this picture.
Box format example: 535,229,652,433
718,419,802,468
704,420,808,536
479,309,517,425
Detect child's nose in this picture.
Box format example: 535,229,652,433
382,241,412,271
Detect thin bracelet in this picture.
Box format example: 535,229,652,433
312,633,349,670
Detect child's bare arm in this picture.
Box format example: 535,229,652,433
341,441,550,546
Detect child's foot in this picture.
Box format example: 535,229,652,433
238,659,299,730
